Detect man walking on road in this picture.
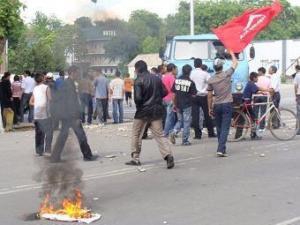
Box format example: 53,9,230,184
20,70,35,123
110,71,124,124
207,50,238,157
294,65,300,135
125,60,174,169
190,58,216,139
51,66,98,162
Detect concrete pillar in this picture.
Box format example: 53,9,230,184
282,39,287,76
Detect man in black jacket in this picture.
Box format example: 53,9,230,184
125,60,174,169
51,66,98,162
0,72,14,131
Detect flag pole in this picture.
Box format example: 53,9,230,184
190,0,195,35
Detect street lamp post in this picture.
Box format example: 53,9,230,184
190,0,195,35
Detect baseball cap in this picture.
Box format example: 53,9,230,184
213,58,225,67
46,72,53,78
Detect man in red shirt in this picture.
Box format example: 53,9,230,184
162,63,177,136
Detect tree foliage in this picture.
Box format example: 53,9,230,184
103,10,163,64
9,12,75,73
165,0,300,40
0,0,24,65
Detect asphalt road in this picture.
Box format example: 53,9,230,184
0,84,299,225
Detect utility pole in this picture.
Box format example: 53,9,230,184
190,0,195,35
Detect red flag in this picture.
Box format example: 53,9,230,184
212,0,283,53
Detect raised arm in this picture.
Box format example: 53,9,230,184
230,50,238,70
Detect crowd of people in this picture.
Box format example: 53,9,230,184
0,69,135,130
0,51,299,168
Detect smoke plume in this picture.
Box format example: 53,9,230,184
34,138,84,207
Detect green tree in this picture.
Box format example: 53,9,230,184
165,0,299,41
9,12,73,73
141,36,160,54
0,0,24,64
129,10,162,43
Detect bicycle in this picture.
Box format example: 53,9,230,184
228,94,299,142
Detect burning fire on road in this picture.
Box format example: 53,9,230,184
39,189,101,223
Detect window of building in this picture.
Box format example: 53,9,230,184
103,30,116,37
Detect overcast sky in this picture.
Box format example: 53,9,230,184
20,0,300,24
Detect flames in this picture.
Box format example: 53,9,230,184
39,189,92,219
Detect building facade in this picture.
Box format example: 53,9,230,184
246,39,300,76
74,28,120,76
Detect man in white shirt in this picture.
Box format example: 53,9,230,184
294,65,300,135
190,58,216,139
110,71,125,124
269,65,281,108
269,65,281,128
30,73,53,156
20,70,36,123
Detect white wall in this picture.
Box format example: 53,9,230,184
246,39,300,76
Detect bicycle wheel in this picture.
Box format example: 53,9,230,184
228,110,251,142
269,108,299,141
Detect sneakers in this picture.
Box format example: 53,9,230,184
169,133,176,144
251,133,262,140
165,155,175,169
84,155,99,161
216,152,228,157
125,159,141,166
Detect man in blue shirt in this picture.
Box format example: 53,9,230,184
93,69,110,124
243,72,259,101
243,72,267,140
55,70,65,90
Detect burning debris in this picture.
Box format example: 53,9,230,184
34,143,101,223
39,189,101,224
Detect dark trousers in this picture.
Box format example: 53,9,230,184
214,103,232,154
20,93,33,123
12,97,21,124
254,96,268,129
35,118,53,155
192,96,215,137
51,119,93,162
96,98,108,123
272,92,281,127
80,93,93,124
0,103,4,128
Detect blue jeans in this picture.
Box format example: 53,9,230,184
112,99,124,123
80,93,93,124
164,101,176,136
214,103,232,154
173,107,192,143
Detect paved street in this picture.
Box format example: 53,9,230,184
0,84,299,225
